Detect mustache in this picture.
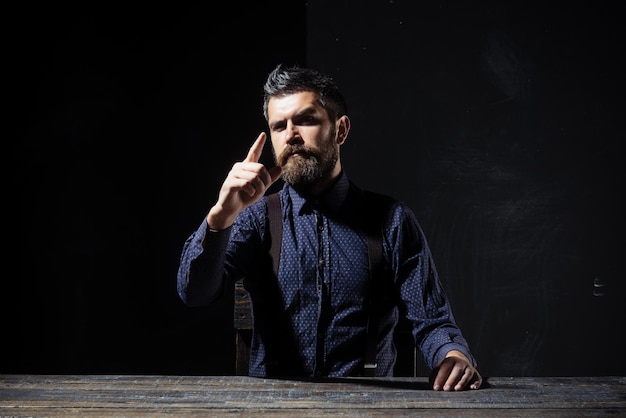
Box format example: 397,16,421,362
277,145,317,165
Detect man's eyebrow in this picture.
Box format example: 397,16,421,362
269,106,319,129
294,106,317,118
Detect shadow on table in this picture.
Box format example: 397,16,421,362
267,375,492,391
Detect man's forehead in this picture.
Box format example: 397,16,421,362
268,91,323,117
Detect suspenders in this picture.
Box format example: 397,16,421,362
265,189,387,377
267,192,282,278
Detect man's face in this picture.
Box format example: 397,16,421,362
267,91,344,191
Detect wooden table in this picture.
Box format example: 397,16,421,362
1,374,624,417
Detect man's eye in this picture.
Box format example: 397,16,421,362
298,116,316,125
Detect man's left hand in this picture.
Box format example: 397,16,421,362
429,350,483,391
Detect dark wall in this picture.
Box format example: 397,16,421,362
308,1,624,376
8,2,623,378
9,3,306,375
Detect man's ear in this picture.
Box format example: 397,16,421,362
336,115,351,144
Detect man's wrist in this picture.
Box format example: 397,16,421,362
207,206,235,231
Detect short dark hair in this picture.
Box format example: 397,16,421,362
263,64,348,121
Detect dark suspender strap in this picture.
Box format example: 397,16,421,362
359,187,388,377
363,210,383,377
267,192,282,277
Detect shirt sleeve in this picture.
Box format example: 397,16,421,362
176,219,232,307
388,202,477,369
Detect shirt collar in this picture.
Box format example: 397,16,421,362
286,171,350,216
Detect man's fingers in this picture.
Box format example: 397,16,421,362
225,161,278,201
244,132,267,163
470,375,483,390
431,363,451,391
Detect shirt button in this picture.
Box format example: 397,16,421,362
318,225,324,232
319,259,325,265
316,370,323,376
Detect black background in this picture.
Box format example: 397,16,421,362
8,2,624,377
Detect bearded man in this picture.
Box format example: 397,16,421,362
177,64,482,391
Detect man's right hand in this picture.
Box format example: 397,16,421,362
206,132,282,230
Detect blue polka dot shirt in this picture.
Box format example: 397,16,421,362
178,172,476,377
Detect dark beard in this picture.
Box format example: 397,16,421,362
275,133,339,192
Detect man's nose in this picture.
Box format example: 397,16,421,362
285,121,303,145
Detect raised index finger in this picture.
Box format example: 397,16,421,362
244,132,267,163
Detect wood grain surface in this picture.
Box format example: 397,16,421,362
1,375,624,417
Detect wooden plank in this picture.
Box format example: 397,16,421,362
233,278,252,330
234,278,252,375
1,375,624,417
0,407,619,417
235,329,252,376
